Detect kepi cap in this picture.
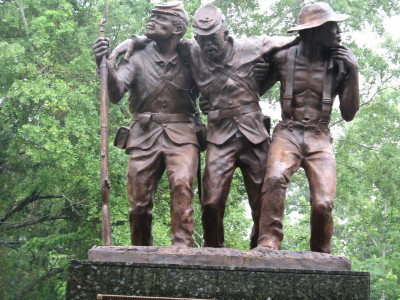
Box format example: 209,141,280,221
151,1,189,25
193,5,225,35
287,2,349,33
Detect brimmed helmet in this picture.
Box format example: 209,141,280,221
287,2,349,33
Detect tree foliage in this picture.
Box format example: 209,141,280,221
0,0,399,299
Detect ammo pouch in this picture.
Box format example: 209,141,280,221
137,113,152,129
114,126,130,149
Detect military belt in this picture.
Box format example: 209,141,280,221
279,120,330,135
208,102,260,123
132,113,194,124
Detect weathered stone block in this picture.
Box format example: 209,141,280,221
66,247,369,300
88,246,352,272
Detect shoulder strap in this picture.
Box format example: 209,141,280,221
319,60,333,125
282,46,297,119
219,67,260,101
282,47,334,125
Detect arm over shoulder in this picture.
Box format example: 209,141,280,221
261,35,300,58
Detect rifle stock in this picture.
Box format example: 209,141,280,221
99,2,112,246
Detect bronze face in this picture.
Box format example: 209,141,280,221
195,29,228,61
311,22,342,48
145,13,180,40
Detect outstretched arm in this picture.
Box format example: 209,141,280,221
332,46,360,121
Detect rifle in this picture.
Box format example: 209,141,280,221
99,0,112,246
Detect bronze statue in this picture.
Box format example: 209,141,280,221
177,5,296,249
93,2,200,247
257,2,360,253
96,4,295,249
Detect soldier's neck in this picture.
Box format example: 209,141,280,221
298,40,330,63
153,36,179,60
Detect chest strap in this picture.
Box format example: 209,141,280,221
320,61,333,125
282,46,333,125
216,66,259,101
134,46,186,112
282,46,297,120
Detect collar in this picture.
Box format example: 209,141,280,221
148,42,179,66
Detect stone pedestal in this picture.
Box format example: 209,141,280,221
66,246,370,300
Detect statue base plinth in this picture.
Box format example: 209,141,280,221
66,246,370,299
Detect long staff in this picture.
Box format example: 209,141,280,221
99,0,112,246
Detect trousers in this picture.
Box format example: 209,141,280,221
202,132,269,249
127,132,198,247
258,121,336,253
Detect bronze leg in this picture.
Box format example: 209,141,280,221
258,131,302,249
303,145,336,253
238,139,269,249
165,142,198,247
202,141,237,247
127,146,164,246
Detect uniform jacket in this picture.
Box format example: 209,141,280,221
180,36,294,145
109,41,199,150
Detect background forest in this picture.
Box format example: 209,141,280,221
0,0,399,299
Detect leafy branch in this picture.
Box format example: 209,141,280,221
0,192,63,226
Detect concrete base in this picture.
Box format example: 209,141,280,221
88,246,351,272
66,246,369,300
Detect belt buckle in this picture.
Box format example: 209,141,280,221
154,113,170,123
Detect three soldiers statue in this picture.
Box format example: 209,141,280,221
93,1,359,253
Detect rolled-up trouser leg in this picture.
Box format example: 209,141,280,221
258,131,302,249
165,143,198,247
238,139,269,249
304,146,336,253
127,147,164,246
202,141,237,248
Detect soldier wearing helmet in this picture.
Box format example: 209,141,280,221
93,2,200,247
179,5,297,249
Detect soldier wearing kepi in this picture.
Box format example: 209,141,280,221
257,3,360,253
92,2,199,247
178,5,296,249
